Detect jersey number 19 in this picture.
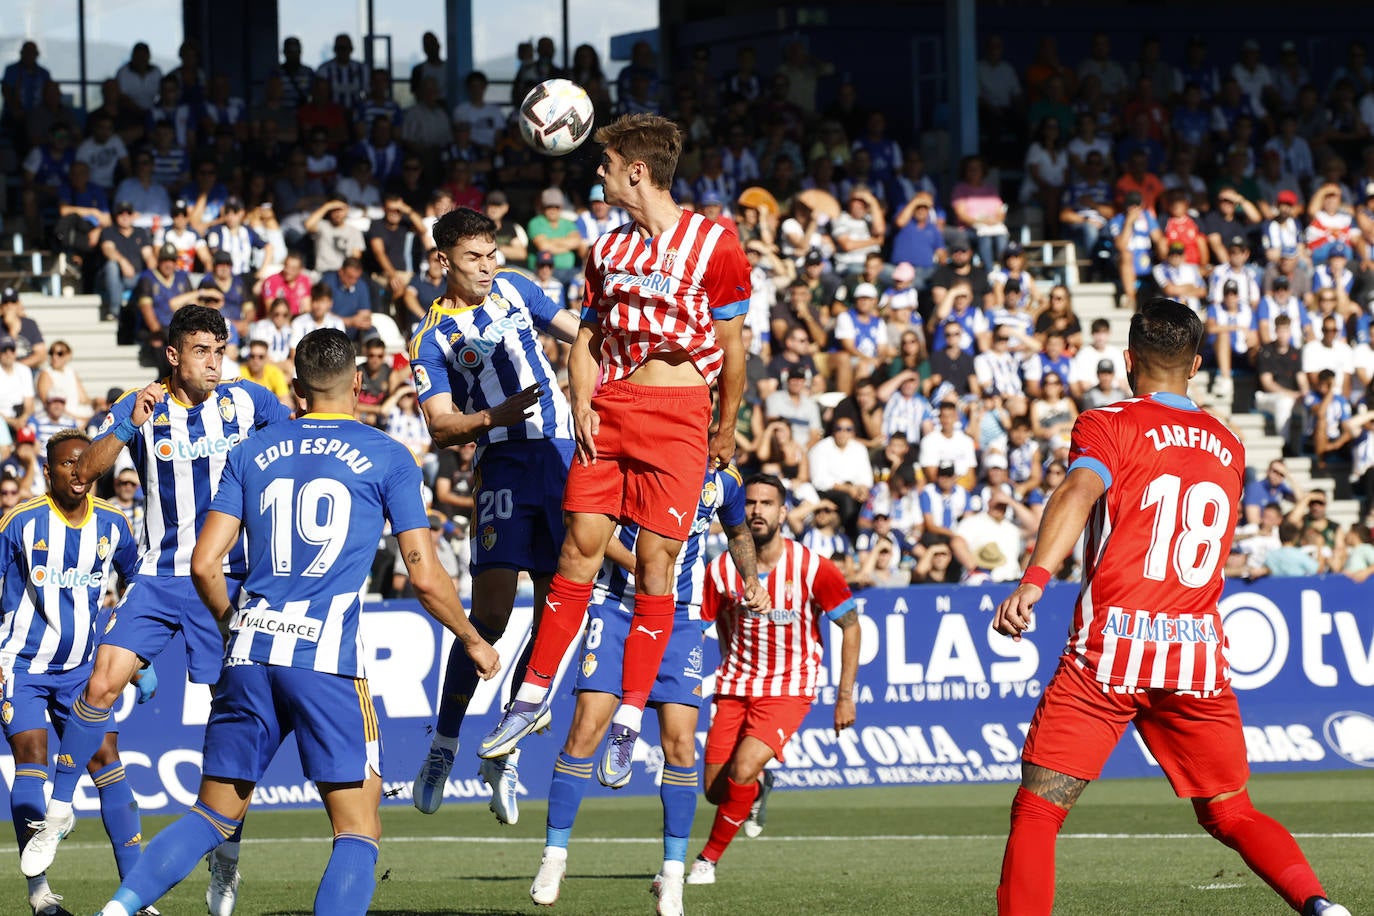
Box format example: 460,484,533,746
261,477,352,577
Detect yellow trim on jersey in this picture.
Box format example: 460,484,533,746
113,387,140,406
43,494,94,529
407,308,444,361
0,495,47,533
355,679,379,743
302,412,357,421
723,464,743,486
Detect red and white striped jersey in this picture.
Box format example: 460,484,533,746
702,538,856,698
1063,392,1245,693
580,211,751,385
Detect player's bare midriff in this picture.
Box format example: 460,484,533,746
625,348,706,387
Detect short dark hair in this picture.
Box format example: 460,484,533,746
1278,520,1303,544
168,304,228,350
47,428,90,467
311,281,333,301
744,472,788,503
340,255,363,272
1091,318,1111,333
294,329,357,393
1127,297,1204,373
1274,314,1292,328
432,207,497,253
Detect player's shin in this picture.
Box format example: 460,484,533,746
107,802,242,916
659,765,699,877
436,619,504,740
313,833,379,916
996,787,1068,916
700,777,758,864
47,696,113,815
10,766,47,849
93,761,143,879
615,593,676,728
513,574,593,704
1194,792,1327,911
546,752,594,852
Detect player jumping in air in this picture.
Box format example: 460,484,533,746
686,474,861,886
408,206,582,824
0,430,157,916
90,329,500,916
993,298,1350,916
529,463,756,916
481,113,764,784
22,306,292,915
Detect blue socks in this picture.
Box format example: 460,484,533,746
110,801,240,915
436,619,503,738
50,696,112,806
313,833,379,916
93,761,143,879
10,766,47,849
546,752,594,848
660,764,699,867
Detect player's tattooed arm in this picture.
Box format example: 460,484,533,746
723,520,769,612
406,550,423,566
1021,763,1090,810
834,608,861,733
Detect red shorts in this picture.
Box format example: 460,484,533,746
1021,656,1250,798
704,694,813,765
562,380,711,539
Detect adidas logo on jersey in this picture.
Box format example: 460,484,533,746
32,539,47,551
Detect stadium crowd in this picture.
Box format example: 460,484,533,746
5,28,1374,590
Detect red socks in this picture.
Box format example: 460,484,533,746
523,574,594,688
701,777,758,864
997,787,1068,916
619,592,675,710
1194,791,1325,911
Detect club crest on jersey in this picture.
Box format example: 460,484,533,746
105,612,117,634
784,580,796,605
1,702,11,725
663,249,678,272
582,652,597,678
218,395,236,423
97,535,110,560
701,479,719,508
686,645,703,677
481,525,497,550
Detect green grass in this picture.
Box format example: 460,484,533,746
7,772,1371,914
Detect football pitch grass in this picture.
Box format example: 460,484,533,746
5,771,1370,915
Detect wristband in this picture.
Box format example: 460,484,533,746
112,419,138,442
1020,565,1052,590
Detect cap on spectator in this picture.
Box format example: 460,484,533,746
1167,241,1186,254
804,249,825,266
224,195,245,211
212,250,234,266
1330,242,1350,258
588,184,606,203
1364,180,1374,200
699,190,724,207
536,251,555,267
1280,244,1299,258
1227,234,1247,249
974,542,1007,569
0,337,15,352
157,242,178,262
1004,241,1024,257
984,453,1008,469
0,287,17,304
539,188,565,208
1276,189,1299,205
948,237,971,252
936,461,957,476
912,192,934,208
891,262,916,284
484,189,508,206
172,199,189,215
106,386,123,403
853,282,878,299
15,427,35,444
1273,275,1291,289
1223,279,1240,294
46,392,66,403
114,200,136,215
1097,359,1115,374
781,366,811,383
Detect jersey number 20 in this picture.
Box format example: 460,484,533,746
1140,474,1230,588
261,477,352,577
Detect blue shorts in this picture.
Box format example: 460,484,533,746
472,439,573,576
201,660,382,785
1,665,117,740
101,573,244,685
574,595,704,708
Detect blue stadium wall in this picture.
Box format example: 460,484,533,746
5,577,1370,816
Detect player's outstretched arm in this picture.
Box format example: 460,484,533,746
76,381,165,485
397,528,500,680
569,322,603,465
834,609,861,734
722,519,768,612
191,510,244,621
546,307,581,344
710,314,746,470
994,467,1105,640
419,387,543,448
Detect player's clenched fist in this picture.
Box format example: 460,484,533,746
130,381,167,426
993,583,1042,640
465,638,502,681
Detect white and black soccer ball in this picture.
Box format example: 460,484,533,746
518,78,595,156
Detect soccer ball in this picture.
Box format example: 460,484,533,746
518,79,595,156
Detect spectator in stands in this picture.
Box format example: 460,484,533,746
1229,501,1285,580
198,250,251,335
365,193,426,310
0,287,46,371
320,256,373,341
1029,371,1077,441
1159,191,1207,264
97,201,155,322
829,187,885,283
1059,150,1114,266
919,400,978,483
1152,241,1206,312
0,339,36,438
972,326,1026,411
1261,189,1305,262
112,151,170,231
918,461,972,545
132,242,197,357
402,77,453,154
881,369,934,446
21,123,75,245
1081,360,1131,409
1258,520,1319,578
1068,318,1125,395
1243,458,1299,526
1306,183,1359,265
911,539,959,584
316,34,367,108
1254,314,1308,446
953,487,1031,583
1,427,42,497
0,479,23,512
755,417,810,485
305,197,364,273
1109,190,1163,310
929,238,992,312
950,155,1009,268
336,156,383,212
1303,317,1355,396
808,417,872,537
1314,243,1358,313
26,392,78,462
978,34,1023,125
1339,522,1374,581
2,40,51,141
1113,148,1163,214
33,340,92,421
1034,284,1083,349
248,297,295,369
527,188,586,284
926,319,980,402
1304,369,1355,469
75,113,131,195
830,375,887,448
291,282,346,351
199,195,272,280
1206,278,1259,398
890,193,945,288
853,531,910,589
239,338,292,408
401,247,448,336
830,282,890,394
765,366,822,447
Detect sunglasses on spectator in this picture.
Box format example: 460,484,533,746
0,488,18,496
835,424,855,431
116,480,138,487
51,348,69,357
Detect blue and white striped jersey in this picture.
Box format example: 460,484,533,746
0,496,140,674
211,414,429,677
591,466,745,618
98,379,292,577
409,270,573,460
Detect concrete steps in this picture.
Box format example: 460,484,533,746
19,293,152,399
